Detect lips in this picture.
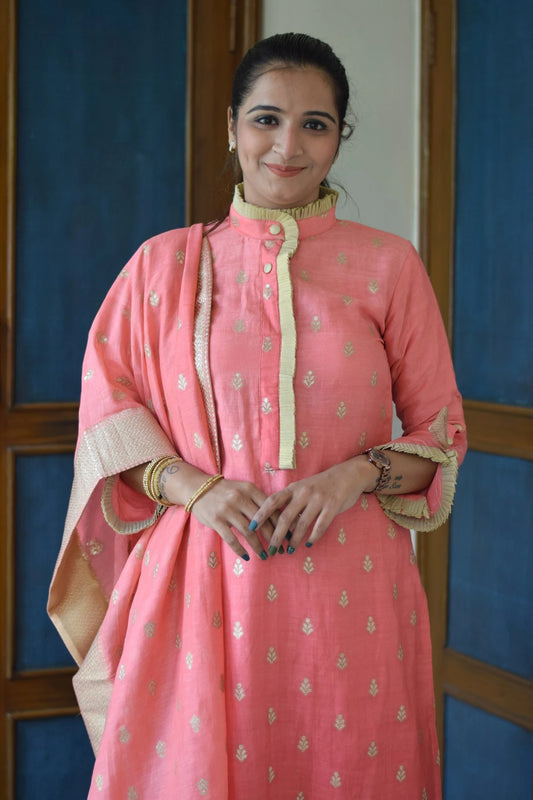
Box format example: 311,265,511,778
265,163,305,177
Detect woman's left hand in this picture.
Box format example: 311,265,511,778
250,457,376,554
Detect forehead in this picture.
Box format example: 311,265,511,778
243,66,338,117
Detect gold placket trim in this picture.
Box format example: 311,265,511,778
276,219,299,469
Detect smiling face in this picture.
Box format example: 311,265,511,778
228,66,341,209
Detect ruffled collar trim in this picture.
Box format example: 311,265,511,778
232,183,338,221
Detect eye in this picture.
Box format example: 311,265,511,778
254,114,278,126
304,119,329,131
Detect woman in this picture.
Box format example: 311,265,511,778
49,33,466,799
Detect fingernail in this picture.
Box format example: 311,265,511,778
241,552,250,562
287,545,295,554
278,545,285,554
268,545,278,557
305,541,313,548
285,531,293,541
249,520,258,532
260,550,268,561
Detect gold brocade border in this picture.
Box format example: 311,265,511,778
72,631,112,754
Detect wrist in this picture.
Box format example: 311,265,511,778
351,455,384,493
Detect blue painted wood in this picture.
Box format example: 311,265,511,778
453,0,533,406
16,715,93,798
448,450,532,680
15,454,75,671
444,697,533,800
14,0,187,403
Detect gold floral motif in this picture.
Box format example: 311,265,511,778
193,433,203,449
397,705,407,722
175,634,182,649
360,495,369,511
177,316,182,330
339,590,349,608
96,331,108,343
208,552,219,569
263,284,273,300
185,652,193,670
175,249,185,264
212,611,222,629
116,375,132,387
111,589,119,604
233,318,246,333
118,664,125,680
300,678,312,695
185,592,191,608
388,524,396,539
330,772,342,788
410,550,417,566
234,683,245,701
370,370,378,386
127,788,138,800
264,239,275,249
178,374,187,391
268,707,276,725
233,622,244,639
156,741,166,758
197,778,209,796
436,749,441,766
144,550,150,565
410,610,417,626
143,245,151,255
337,528,347,545
300,270,310,281
368,279,379,294
393,583,399,600
367,741,378,758
372,237,383,248
311,315,321,331
121,306,131,320
398,643,404,661
268,766,275,783
267,584,278,602
396,765,406,783
359,431,367,448
236,269,247,285
231,216,239,227
264,462,275,475
83,369,94,381
299,431,310,449
144,621,156,638
297,736,310,752
363,555,373,573
235,745,247,762
369,678,379,697
336,401,347,418
112,390,126,402
337,252,347,264
149,290,159,306
366,616,377,635
232,434,243,452
119,268,129,278
144,343,151,358
342,295,353,305
343,342,354,357
334,714,346,730
422,790,428,800
190,714,201,733
119,725,130,743
301,618,314,636
152,563,159,578
95,775,104,790
262,336,273,352
267,647,277,664
262,397,273,414
303,370,315,388
296,793,305,800
337,653,348,670
233,558,244,577
148,680,156,696
303,556,315,574
232,373,243,390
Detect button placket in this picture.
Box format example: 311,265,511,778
259,231,283,469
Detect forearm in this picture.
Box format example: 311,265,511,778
121,460,213,507
354,451,438,495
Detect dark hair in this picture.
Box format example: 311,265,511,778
231,32,353,138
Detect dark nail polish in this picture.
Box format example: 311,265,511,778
241,552,250,562
249,520,258,531
260,550,268,561
278,545,285,554
287,545,295,554
285,531,293,541
268,544,278,557
305,541,313,548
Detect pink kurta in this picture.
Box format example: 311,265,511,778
49,187,466,800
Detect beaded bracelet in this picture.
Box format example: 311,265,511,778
143,456,182,506
184,474,224,513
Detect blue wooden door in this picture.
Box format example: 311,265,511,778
421,2,533,797
2,1,187,796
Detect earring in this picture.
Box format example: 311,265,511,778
228,141,236,154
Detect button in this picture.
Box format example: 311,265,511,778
269,223,281,235
263,262,273,274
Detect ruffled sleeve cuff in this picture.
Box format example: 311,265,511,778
374,407,465,532
101,474,167,535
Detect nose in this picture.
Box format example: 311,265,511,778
273,123,303,160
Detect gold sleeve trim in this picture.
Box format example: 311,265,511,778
101,475,165,534
375,441,459,532
72,631,112,754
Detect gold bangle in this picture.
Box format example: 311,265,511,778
184,474,223,513
143,456,182,505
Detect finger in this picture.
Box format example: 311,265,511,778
249,489,291,535
229,515,269,561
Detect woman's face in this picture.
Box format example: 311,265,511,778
228,66,341,209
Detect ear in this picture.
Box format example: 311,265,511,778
227,106,236,145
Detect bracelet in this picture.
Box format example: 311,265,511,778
143,456,182,506
184,474,223,513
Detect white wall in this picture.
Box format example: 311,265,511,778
262,0,420,245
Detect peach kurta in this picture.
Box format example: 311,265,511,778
49,187,466,800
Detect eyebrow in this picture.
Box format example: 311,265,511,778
246,104,337,124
